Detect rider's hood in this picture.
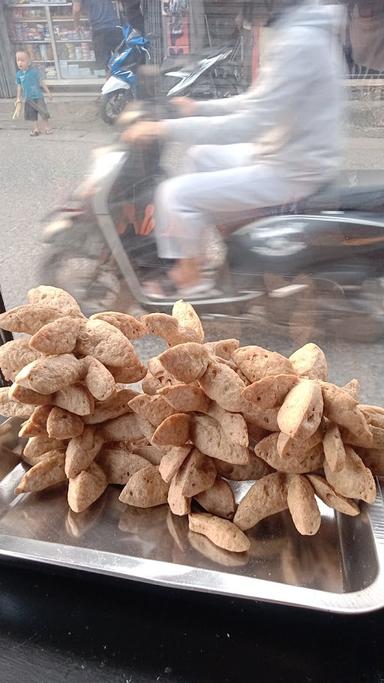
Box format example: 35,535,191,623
275,2,345,36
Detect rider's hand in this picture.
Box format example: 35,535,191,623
172,97,198,117
121,120,167,144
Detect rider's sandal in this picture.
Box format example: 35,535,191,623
143,275,220,300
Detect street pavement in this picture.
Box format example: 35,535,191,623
1,121,384,404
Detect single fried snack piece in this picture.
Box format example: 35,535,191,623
321,382,372,442
323,423,346,473
23,434,67,464
119,465,169,507
234,472,288,530
214,452,271,481
307,474,359,516
289,343,328,381
76,319,139,368
143,311,200,347
46,407,84,440
172,300,204,343
167,475,191,516
242,374,298,410
102,413,143,442
107,362,147,384
324,446,376,504
90,311,146,339
98,446,149,485
19,404,52,437
159,446,192,483
132,443,164,466
10,383,53,406
15,451,66,494
54,384,94,417
360,404,384,420
189,513,250,553
65,426,104,478
255,433,324,474
343,379,360,400
15,354,85,395
358,448,384,476
0,387,35,418
84,388,137,424
195,478,236,520
287,475,321,536
67,462,107,513
277,425,324,458
208,403,248,447
192,414,249,465
160,384,210,414
175,448,216,498
278,379,323,441
199,361,246,412
128,394,175,427
204,339,239,360
241,403,280,432
84,357,115,402
0,304,67,334
29,316,82,355
27,285,82,317
152,413,191,447
0,339,41,381
159,343,210,383
233,346,294,383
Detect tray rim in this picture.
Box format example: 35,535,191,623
0,530,383,614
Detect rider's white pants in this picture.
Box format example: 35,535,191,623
154,143,322,261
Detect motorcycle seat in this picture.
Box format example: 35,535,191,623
223,175,384,236
300,171,384,212
160,47,232,73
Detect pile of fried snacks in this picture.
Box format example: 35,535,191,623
0,286,382,554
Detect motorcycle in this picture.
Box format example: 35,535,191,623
101,24,151,125
40,100,384,343
101,25,242,124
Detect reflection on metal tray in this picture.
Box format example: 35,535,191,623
0,419,383,614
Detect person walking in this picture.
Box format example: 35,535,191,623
72,0,121,71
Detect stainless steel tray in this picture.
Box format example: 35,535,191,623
0,419,383,614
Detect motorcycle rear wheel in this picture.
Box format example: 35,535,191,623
100,89,134,125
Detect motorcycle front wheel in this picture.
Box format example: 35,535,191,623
100,89,134,125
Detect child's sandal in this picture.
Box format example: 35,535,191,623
30,130,40,137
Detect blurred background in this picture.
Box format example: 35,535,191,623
1,0,384,401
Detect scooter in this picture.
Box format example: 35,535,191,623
100,24,151,125
40,100,384,343
101,25,242,124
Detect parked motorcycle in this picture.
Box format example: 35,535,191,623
101,24,151,125
39,98,384,343
101,24,242,124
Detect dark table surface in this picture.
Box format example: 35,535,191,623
0,559,383,683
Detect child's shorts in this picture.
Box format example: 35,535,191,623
24,98,50,122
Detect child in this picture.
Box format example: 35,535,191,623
15,50,52,136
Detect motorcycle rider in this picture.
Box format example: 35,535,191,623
122,0,346,297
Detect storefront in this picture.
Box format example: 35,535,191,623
1,0,384,98
0,0,254,94
1,0,160,92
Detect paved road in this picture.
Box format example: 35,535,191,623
1,125,384,404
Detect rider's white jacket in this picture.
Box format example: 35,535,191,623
165,2,346,183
